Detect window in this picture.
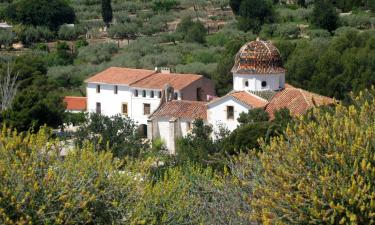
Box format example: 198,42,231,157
186,122,192,131
134,90,138,97
245,81,249,87
122,103,128,115
261,81,267,88
150,91,154,98
144,103,151,115
142,90,146,97
114,85,118,94
227,106,234,119
174,92,178,100
158,91,162,98
196,87,202,101
96,102,101,114
96,85,100,93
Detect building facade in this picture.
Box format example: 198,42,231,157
71,39,334,154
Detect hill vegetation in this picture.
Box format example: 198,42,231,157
0,1,374,223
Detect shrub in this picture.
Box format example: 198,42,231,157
306,28,331,38
58,25,86,41
249,89,375,224
0,127,139,224
77,43,118,64
311,0,339,32
18,26,54,45
340,14,375,29
0,29,15,49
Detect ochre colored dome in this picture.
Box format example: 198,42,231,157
231,40,285,75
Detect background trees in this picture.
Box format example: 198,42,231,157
101,0,113,27
311,0,339,32
230,0,275,32
3,0,75,30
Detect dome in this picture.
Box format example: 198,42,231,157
231,40,285,75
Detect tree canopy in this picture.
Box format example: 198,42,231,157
3,0,75,30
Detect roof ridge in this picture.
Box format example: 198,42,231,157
128,71,158,86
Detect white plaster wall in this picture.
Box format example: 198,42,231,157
87,83,165,125
87,83,133,116
155,119,171,150
207,97,251,134
233,73,285,92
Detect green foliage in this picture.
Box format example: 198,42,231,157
152,0,178,11
0,127,139,224
44,41,75,67
108,22,138,42
2,83,65,131
101,0,113,26
77,42,118,64
248,89,375,224
4,0,75,30
58,25,86,41
311,0,339,32
306,28,331,38
238,108,270,124
214,38,247,96
234,0,275,33
64,111,87,127
75,113,149,158
0,29,14,49
285,30,375,100
17,26,54,45
176,16,207,44
176,119,217,166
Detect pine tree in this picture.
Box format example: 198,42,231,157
101,0,113,27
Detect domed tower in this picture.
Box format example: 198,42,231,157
231,39,286,92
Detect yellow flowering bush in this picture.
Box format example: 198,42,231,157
0,127,140,224
247,89,375,224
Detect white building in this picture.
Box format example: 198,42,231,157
84,66,215,137
73,39,334,154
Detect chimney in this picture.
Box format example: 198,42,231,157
161,67,171,74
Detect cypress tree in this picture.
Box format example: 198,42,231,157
101,0,113,27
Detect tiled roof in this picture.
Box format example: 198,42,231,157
130,73,202,91
85,67,203,91
230,91,268,108
232,40,286,75
265,85,335,119
64,96,87,111
150,100,207,120
208,91,268,108
85,67,156,85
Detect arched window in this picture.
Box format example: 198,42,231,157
261,81,267,88
150,91,154,98
134,90,138,97
245,81,249,87
142,90,146,97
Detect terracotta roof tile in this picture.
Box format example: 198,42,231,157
150,100,207,120
64,96,87,111
208,91,268,108
230,91,268,108
130,73,202,90
266,86,335,119
232,40,286,75
85,67,156,85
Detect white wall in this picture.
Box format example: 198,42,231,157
87,83,162,125
207,97,251,134
233,73,285,92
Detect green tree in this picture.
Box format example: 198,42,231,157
108,23,138,44
4,0,75,30
75,113,149,158
2,83,65,131
230,0,275,33
238,108,269,124
176,16,207,44
176,119,217,166
311,0,338,32
101,0,113,27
